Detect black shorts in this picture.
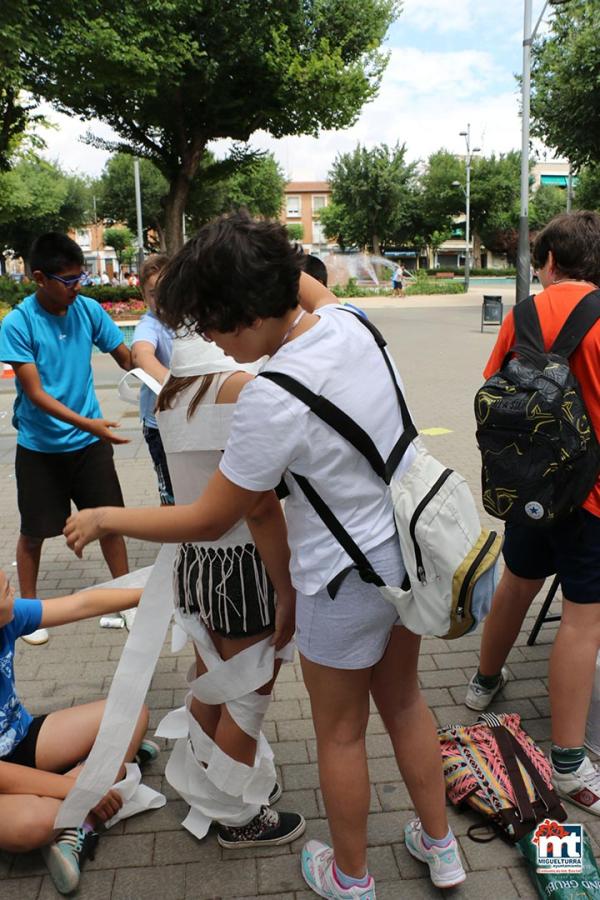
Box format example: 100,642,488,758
175,542,276,638
16,440,125,539
503,507,600,603
3,715,47,768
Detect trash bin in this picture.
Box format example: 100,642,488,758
481,295,503,332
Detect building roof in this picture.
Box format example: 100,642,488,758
285,181,330,193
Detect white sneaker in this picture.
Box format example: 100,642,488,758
301,840,376,899
464,666,508,711
21,628,49,645
552,756,600,815
404,818,466,889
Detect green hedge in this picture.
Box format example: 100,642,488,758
424,267,516,277
405,280,466,295
0,277,142,308
330,276,466,297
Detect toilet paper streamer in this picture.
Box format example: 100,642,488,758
55,544,177,828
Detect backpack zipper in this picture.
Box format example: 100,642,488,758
456,531,498,618
409,468,453,582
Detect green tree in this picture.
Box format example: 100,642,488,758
417,151,464,242
24,0,400,252
0,155,90,267
103,226,135,275
470,152,521,267
320,143,417,254
529,183,566,231
530,0,600,168
186,151,286,231
0,2,39,169
574,166,600,211
96,154,169,251
286,224,304,242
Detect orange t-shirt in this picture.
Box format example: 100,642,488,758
484,282,600,517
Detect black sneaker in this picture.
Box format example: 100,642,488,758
217,806,305,848
269,781,282,804
42,827,99,894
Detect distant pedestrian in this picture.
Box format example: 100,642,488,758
100,271,110,285
131,255,174,504
0,232,133,645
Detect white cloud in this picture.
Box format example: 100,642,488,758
400,0,476,33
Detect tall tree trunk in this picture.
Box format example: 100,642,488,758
473,231,482,269
156,222,167,253
372,234,380,255
164,141,206,254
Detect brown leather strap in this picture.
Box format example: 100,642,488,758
491,726,566,826
491,725,536,827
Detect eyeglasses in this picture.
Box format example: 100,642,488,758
44,272,85,287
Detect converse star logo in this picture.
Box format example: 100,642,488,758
571,788,598,807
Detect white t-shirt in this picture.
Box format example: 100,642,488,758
220,305,415,595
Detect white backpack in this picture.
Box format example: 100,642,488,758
261,311,502,640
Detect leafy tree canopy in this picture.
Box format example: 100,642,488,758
530,0,600,168
320,142,418,254
574,166,600,212
22,0,400,250
529,183,567,231
95,150,285,248
0,154,91,263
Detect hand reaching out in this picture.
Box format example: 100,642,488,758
64,508,108,557
86,418,130,445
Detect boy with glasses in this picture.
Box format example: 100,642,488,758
0,233,133,644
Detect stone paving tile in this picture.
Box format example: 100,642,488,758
186,858,257,898
113,864,186,900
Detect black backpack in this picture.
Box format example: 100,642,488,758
475,289,600,527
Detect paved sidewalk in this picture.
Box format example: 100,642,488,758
0,298,594,899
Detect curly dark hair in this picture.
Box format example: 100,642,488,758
532,210,600,285
156,211,303,334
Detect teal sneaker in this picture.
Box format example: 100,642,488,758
404,818,466,889
135,739,160,767
42,827,99,894
301,839,376,899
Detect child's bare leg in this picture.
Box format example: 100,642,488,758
190,628,278,766
16,534,43,597
35,700,149,778
0,795,62,853
99,533,128,578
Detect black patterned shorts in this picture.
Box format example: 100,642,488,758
175,542,276,638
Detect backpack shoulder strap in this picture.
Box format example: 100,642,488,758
550,288,600,358
335,309,418,479
259,371,387,479
512,295,544,352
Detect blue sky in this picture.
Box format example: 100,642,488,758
40,0,555,180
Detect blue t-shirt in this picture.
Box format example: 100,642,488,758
0,598,43,758
132,312,173,429
0,294,124,452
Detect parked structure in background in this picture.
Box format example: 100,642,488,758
72,224,120,277
281,182,332,251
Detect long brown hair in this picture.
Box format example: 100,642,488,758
156,373,216,419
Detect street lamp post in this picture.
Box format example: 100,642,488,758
133,158,145,275
516,0,571,304
454,125,480,293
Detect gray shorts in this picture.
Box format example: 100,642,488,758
295,535,405,670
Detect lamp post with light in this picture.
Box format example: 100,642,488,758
516,0,571,303
452,124,480,293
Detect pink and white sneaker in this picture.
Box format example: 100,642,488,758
301,840,376,899
404,818,466,889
